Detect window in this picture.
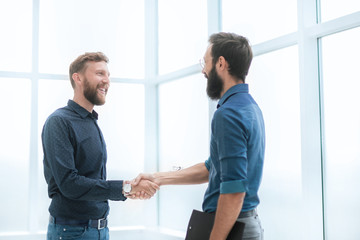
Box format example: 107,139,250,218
0,0,32,72
158,0,208,74
321,27,360,239
1,1,360,239
0,78,31,231
39,0,145,78
320,0,360,22
222,0,297,44
158,74,209,231
248,46,302,239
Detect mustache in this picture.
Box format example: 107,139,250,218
97,83,110,90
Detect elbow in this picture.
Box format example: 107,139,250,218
202,171,209,183
199,168,209,184
57,176,88,200
58,184,84,200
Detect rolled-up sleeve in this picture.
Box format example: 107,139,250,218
219,157,248,194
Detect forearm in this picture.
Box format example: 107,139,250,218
154,163,209,186
210,192,245,240
58,173,125,201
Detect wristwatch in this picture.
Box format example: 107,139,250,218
123,182,132,196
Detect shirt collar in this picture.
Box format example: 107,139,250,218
217,83,249,109
67,100,99,120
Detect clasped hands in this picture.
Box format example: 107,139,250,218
125,173,159,200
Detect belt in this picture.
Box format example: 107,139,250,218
49,215,108,229
211,208,257,218
238,209,257,218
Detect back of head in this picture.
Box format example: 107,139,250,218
209,32,253,82
69,52,109,88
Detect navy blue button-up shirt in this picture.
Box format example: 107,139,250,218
42,100,126,220
203,84,265,213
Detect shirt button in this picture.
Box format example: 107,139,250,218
63,228,66,231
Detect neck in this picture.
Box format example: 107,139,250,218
73,94,94,113
220,76,243,98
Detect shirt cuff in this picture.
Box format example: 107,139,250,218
220,179,247,194
108,180,127,201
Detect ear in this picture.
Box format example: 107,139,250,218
72,73,81,86
217,56,226,71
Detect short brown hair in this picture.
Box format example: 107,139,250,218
69,52,109,88
209,32,253,82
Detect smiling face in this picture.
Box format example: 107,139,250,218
81,61,110,106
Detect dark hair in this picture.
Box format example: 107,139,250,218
209,32,253,82
69,52,109,88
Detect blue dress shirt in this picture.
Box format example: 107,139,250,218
42,100,126,220
202,84,265,213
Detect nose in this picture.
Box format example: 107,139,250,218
103,74,110,84
201,67,206,75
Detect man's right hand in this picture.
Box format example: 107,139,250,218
132,173,158,186
127,179,159,200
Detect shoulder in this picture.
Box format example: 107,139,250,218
44,106,74,129
213,106,232,123
212,107,239,133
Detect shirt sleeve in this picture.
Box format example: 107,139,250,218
204,157,211,171
213,109,249,194
42,116,126,201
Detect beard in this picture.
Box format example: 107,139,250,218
206,66,224,100
83,77,106,106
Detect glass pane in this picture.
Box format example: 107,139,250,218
322,27,360,240
158,74,209,231
158,0,208,75
248,46,302,240
38,79,73,230
0,78,31,231
222,0,297,44
321,0,360,22
0,0,32,72
96,83,146,226
39,0,144,78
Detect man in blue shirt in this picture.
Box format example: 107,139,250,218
133,32,265,239
42,52,159,240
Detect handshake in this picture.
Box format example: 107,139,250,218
123,163,209,200
124,173,160,200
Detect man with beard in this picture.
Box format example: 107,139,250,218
132,32,265,240
42,52,159,240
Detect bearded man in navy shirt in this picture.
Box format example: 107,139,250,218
42,52,159,240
